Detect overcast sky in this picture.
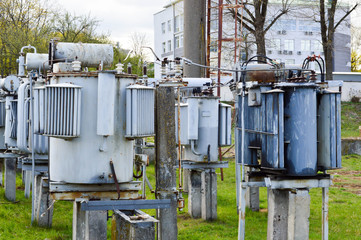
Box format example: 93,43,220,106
56,0,171,50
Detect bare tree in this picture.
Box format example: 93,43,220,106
319,0,358,79
227,0,292,57
52,12,109,43
129,32,150,60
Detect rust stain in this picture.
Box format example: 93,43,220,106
50,191,141,201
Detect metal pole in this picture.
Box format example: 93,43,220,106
30,72,36,225
322,187,329,240
155,86,178,240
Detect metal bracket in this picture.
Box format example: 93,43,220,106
180,160,229,169
80,199,171,211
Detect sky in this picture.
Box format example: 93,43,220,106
56,0,171,50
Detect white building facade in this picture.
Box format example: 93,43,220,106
154,1,351,79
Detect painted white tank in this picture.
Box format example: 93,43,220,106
48,72,136,184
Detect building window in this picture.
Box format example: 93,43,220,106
284,39,294,51
162,42,166,53
285,59,295,65
175,15,183,32
180,35,183,47
272,39,281,50
301,40,310,51
313,40,323,51
175,36,180,48
168,40,172,52
167,20,171,32
161,22,166,34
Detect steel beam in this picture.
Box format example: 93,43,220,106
81,199,171,211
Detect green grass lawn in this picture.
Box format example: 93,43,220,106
0,102,360,239
1,155,361,239
341,102,361,138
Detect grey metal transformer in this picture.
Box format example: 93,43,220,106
237,64,341,176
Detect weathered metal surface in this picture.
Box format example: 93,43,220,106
283,84,318,176
97,73,116,136
81,199,171,211
125,85,155,138
51,42,114,68
322,187,329,240
180,160,229,169
0,75,20,92
261,89,284,169
219,103,232,146
317,90,342,170
4,96,17,148
50,191,140,201
25,53,49,71
183,96,220,161
49,74,135,184
49,181,141,192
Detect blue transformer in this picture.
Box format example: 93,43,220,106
317,90,342,170
283,84,318,176
237,81,340,176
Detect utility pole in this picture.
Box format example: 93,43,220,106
155,86,178,240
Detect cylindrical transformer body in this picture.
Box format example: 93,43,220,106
49,74,135,183
26,53,50,71
53,42,114,67
283,85,317,176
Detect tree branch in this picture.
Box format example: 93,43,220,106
334,3,358,30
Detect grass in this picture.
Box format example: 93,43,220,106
0,102,360,239
341,102,361,138
1,155,361,239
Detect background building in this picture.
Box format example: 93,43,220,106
154,0,351,79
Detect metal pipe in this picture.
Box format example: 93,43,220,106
29,72,36,225
177,88,182,190
191,140,203,157
21,45,37,54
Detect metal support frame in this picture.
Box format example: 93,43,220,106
49,181,142,201
180,160,229,169
80,199,171,211
238,175,331,240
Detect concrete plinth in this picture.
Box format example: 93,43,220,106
201,169,217,220
111,210,157,240
73,200,108,240
5,158,16,202
267,189,310,240
245,167,260,212
246,187,260,212
183,169,190,193
35,177,53,227
188,170,202,218
24,170,31,199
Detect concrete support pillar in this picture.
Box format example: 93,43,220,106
155,87,178,240
188,170,202,218
73,201,108,240
245,167,260,212
111,210,157,240
267,189,310,240
24,170,31,199
182,169,190,193
183,0,206,78
5,158,16,202
201,169,217,220
35,177,54,227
